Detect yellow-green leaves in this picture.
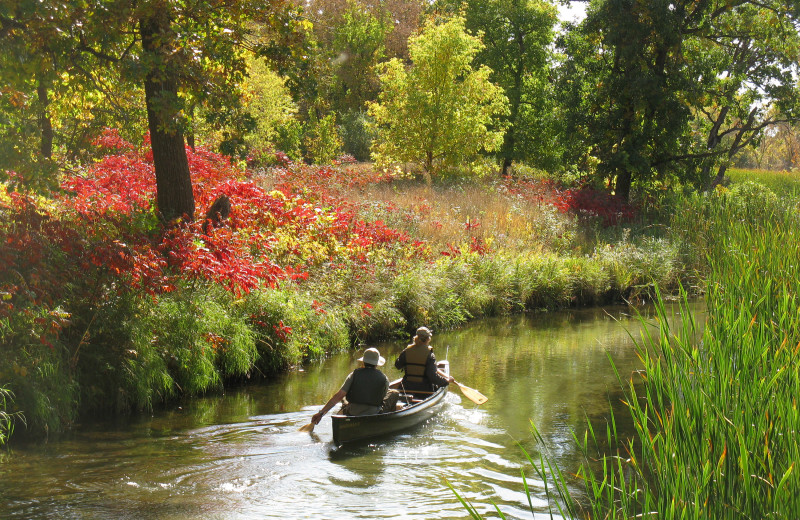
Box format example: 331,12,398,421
368,15,508,179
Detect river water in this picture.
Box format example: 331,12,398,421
0,302,702,519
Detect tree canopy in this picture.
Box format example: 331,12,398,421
556,0,800,199
1,0,293,220
368,15,508,180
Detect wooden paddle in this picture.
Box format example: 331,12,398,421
453,379,488,405
298,422,315,432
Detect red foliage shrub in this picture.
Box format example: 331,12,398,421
551,185,637,226
501,176,636,226
2,129,414,307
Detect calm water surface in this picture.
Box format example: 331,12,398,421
0,302,702,519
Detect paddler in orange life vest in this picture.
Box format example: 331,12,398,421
395,326,455,393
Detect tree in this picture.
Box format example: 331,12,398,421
0,0,140,190
680,2,800,189
435,0,559,175
329,2,390,114
368,15,508,182
1,0,292,221
241,57,298,154
557,0,692,200
303,0,425,61
139,3,194,221
556,0,800,200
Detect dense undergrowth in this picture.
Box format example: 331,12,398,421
1,133,689,442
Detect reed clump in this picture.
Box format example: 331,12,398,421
525,189,800,518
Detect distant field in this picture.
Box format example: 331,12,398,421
728,167,800,193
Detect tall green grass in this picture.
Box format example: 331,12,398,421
1,283,352,441
728,167,800,195
488,189,800,518
0,386,20,448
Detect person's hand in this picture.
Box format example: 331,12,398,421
448,376,455,384
311,411,323,425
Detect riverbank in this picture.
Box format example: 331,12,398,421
1,138,697,443
461,178,800,518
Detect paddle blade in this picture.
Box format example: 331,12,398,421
456,382,488,405
298,422,315,432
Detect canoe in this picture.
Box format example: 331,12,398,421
331,360,449,445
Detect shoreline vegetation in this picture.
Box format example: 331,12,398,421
455,174,800,517
1,136,695,442
1,136,799,516
3,1,800,516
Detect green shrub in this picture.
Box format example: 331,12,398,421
514,254,573,310
722,180,780,220
392,268,438,328
303,113,343,165
102,285,258,412
463,255,517,316
563,255,612,306
594,236,680,300
339,110,375,162
239,288,350,374
0,386,18,448
274,119,303,161
348,297,408,343
0,303,77,436
242,58,298,153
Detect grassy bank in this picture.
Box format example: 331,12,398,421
0,138,691,443
469,179,800,517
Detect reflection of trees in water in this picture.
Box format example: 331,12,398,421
435,302,703,469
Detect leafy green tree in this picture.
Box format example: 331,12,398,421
329,2,390,114
434,0,559,175
557,0,692,200
680,3,800,189
368,15,508,182
0,0,142,190
242,57,298,155
1,0,293,221
304,112,343,164
557,0,800,200
339,109,376,161
304,0,425,61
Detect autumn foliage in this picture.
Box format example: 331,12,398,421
0,130,652,438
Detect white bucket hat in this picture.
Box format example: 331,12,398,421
358,347,385,366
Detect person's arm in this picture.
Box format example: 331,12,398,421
436,368,455,384
395,350,406,370
311,390,346,425
426,353,454,386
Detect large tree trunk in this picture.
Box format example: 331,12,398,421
140,5,195,222
615,168,632,201
423,150,433,186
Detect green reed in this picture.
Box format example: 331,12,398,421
571,195,800,517
0,386,18,448
458,191,800,518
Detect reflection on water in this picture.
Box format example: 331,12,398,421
0,302,702,519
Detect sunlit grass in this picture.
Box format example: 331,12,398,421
728,167,800,195
361,182,565,254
